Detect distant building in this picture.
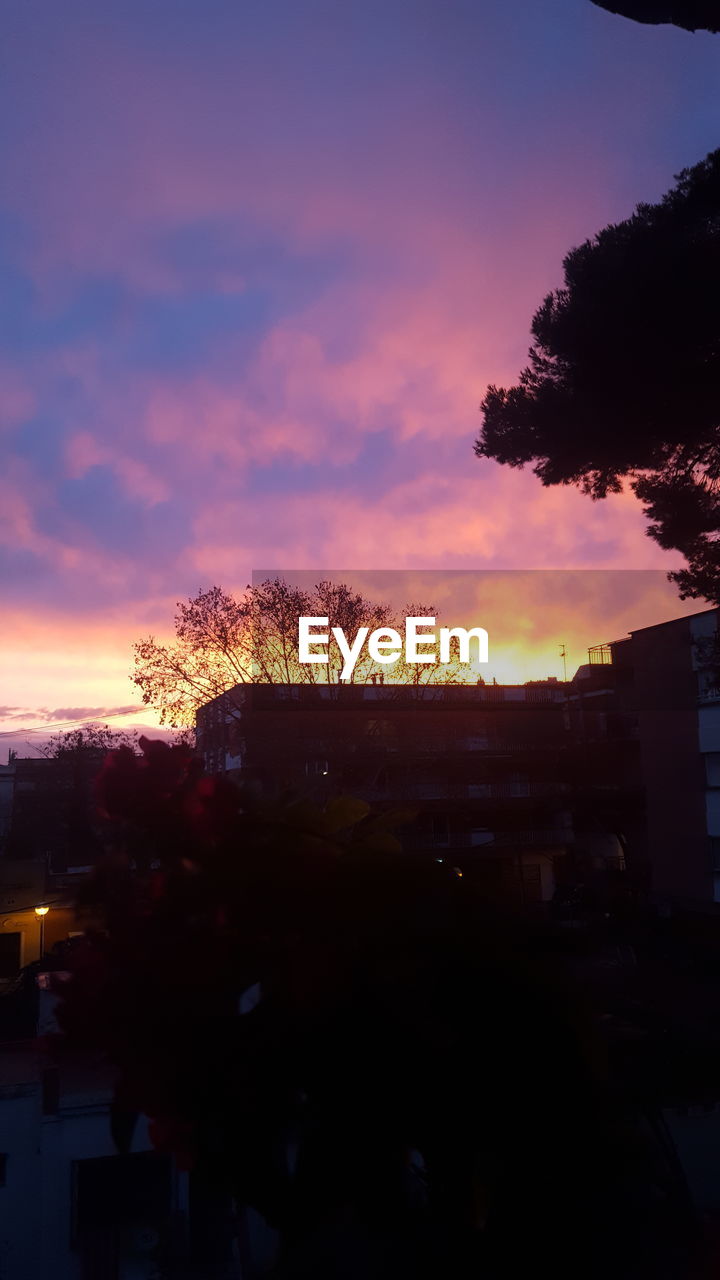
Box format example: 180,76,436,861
0,760,14,852
6,754,104,873
0,754,105,979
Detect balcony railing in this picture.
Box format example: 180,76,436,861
294,738,566,758
408,782,567,801
493,829,572,846
412,828,572,852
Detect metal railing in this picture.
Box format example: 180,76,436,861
409,782,567,801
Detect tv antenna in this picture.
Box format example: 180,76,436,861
559,644,568,682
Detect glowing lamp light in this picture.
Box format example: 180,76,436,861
35,904,50,958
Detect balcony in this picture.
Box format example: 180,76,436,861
468,781,567,799
493,829,572,847
412,828,572,854
410,781,567,802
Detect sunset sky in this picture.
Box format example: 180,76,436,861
1,0,719,755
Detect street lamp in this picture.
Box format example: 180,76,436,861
34,905,49,958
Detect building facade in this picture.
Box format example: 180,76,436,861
624,609,720,908
197,680,576,905
569,608,720,910
197,608,720,914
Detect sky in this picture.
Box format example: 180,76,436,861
259,569,708,683
1,0,719,755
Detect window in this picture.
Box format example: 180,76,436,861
364,720,398,748
0,933,21,978
710,837,720,872
42,1067,59,1116
525,686,554,704
470,828,494,847
0,1155,7,1187
484,685,505,703
305,759,329,778
71,1152,172,1248
521,862,543,903
507,778,530,798
432,815,449,846
707,754,720,787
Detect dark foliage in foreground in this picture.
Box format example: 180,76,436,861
54,740,699,1277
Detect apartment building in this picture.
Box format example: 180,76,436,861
197,680,575,905
570,608,720,910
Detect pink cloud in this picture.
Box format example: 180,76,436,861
0,366,35,430
188,467,676,582
65,431,170,506
4,9,683,300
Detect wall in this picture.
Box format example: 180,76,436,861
632,614,713,905
0,1063,188,1280
0,906,76,971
